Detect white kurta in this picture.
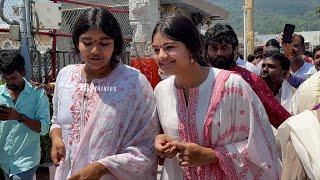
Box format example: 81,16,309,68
276,79,296,112
155,68,281,180
278,110,320,179
50,64,159,180
290,71,320,115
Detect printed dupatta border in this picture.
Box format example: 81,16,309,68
177,87,200,179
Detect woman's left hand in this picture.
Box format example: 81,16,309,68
171,141,218,167
68,162,109,180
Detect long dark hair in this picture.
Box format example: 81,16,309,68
152,14,208,66
72,7,124,66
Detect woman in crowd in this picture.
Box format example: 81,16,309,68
50,7,159,180
152,14,281,179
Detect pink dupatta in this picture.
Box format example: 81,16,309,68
54,64,159,180
178,70,281,180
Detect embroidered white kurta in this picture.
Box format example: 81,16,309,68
50,64,159,180
155,68,281,180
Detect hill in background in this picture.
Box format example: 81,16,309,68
210,0,320,35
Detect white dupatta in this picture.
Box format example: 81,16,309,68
278,110,320,179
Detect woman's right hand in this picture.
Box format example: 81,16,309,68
51,137,66,167
154,134,178,159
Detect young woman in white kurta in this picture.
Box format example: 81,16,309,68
152,14,281,180
50,7,159,180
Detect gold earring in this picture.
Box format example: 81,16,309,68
190,59,195,63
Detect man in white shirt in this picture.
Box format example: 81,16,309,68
260,51,295,112
282,34,316,80
260,50,296,160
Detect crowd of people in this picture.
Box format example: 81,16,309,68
0,7,319,180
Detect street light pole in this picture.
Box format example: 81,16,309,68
245,0,254,57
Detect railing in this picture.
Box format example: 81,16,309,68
32,49,130,83
0,0,132,83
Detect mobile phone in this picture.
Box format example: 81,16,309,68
0,104,8,114
283,24,295,43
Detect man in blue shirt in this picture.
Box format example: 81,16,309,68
0,52,50,180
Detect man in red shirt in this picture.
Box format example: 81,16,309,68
204,23,291,128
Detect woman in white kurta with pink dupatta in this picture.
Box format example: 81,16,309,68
51,64,159,180
152,15,281,180
155,68,281,180
50,7,159,180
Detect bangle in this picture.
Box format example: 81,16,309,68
18,113,26,123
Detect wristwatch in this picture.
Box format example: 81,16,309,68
18,113,27,123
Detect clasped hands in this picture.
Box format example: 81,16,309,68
154,134,218,167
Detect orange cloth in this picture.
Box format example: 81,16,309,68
131,57,161,88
